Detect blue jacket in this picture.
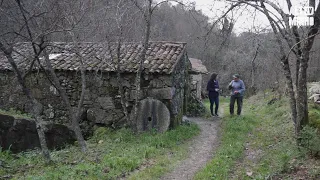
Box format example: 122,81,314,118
229,80,245,96
207,80,219,98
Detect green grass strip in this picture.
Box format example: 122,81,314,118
194,100,259,180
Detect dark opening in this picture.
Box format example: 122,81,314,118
147,117,152,121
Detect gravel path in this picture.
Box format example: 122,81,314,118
160,116,221,180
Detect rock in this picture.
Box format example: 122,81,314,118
309,94,320,104
0,114,14,130
45,123,76,150
86,108,113,125
134,98,170,133
97,97,115,109
309,83,320,94
149,87,174,100
0,114,76,153
309,82,320,104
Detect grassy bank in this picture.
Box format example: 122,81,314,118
0,123,199,179
196,93,320,179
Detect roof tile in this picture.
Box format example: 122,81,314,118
0,41,187,74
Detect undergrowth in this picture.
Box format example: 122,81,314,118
198,91,320,179
0,123,199,179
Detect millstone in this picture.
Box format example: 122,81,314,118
135,98,170,133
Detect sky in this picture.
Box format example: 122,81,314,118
182,0,320,34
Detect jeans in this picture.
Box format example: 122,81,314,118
230,95,243,115
209,96,219,115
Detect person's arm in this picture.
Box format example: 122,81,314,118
228,80,233,90
239,80,246,94
214,80,219,89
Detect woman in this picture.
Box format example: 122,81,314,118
207,73,219,116
228,74,245,115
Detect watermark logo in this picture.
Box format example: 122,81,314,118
290,6,314,26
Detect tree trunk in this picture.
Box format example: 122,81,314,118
0,43,51,162
295,0,320,133
250,44,260,94
281,55,298,125
260,1,298,125
43,49,87,152
133,0,152,131
32,100,51,162
116,41,129,124
296,56,309,134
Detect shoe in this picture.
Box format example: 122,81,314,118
215,114,219,117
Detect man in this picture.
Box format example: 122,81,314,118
228,74,245,115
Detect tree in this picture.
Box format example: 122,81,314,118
0,0,52,162
225,0,320,135
104,0,138,125
0,0,89,153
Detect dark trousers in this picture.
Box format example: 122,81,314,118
230,95,243,115
209,96,219,115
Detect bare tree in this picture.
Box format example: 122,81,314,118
225,0,320,135
104,0,138,126
38,0,95,152
0,0,89,153
0,42,51,162
0,0,52,162
250,43,260,94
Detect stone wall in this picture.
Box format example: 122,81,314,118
190,74,202,99
169,54,190,128
0,55,189,132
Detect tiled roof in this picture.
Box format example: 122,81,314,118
0,41,187,74
189,58,208,74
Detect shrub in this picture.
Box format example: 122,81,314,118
299,125,320,156
186,96,206,117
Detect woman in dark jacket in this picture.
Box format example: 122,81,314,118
207,73,219,116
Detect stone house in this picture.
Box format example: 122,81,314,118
189,58,208,99
0,41,190,133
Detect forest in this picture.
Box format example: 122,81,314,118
0,0,320,179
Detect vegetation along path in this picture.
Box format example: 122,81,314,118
160,116,221,180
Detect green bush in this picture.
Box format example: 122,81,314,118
309,107,320,129
186,96,206,117
299,125,320,156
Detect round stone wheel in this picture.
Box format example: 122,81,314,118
135,98,170,133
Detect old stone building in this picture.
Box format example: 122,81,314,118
0,41,190,133
189,58,208,99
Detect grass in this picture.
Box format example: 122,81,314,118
197,92,320,179
0,123,200,179
2,93,320,179
0,108,32,119
195,96,259,179
228,94,301,179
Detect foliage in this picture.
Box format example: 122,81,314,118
186,95,207,117
220,92,320,179
0,124,199,179
309,104,320,129
299,126,320,156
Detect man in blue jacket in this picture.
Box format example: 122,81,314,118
228,74,245,115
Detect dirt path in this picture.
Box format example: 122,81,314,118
160,116,221,180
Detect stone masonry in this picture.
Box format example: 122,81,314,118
0,41,190,133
